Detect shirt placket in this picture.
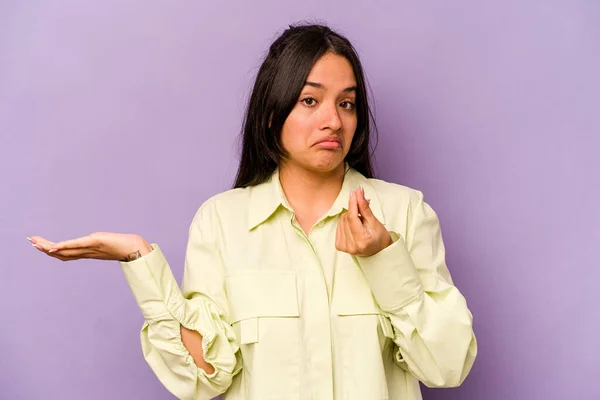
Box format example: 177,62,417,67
289,212,334,400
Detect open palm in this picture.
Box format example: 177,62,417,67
28,232,151,262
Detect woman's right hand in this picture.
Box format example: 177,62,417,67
28,232,153,262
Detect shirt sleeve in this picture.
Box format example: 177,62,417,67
119,202,241,400
356,190,477,388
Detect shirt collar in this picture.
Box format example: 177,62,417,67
247,167,291,230
247,165,385,230
326,166,385,224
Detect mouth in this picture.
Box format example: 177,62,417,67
314,137,342,149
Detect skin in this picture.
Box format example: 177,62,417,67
278,52,358,233
29,52,392,376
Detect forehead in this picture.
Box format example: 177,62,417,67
305,53,356,87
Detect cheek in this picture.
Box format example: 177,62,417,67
281,110,313,148
343,115,358,147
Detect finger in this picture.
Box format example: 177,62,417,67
33,245,81,261
31,237,56,252
347,189,359,218
48,253,81,262
29,235,53,242
50,248,98,258
347,189,365,237
51,236,96,252
335,215,342,250
336,214,348,251
343,213,358,253
26,236,83,260
28,236,46,245
356,186,376,222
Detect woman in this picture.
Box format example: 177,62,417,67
30,24,477,400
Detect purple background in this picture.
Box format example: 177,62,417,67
2,1,598,399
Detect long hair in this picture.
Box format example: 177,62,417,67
234,23,377,188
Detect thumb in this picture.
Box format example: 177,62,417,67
356,187,375,221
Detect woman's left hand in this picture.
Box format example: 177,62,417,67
335,186,393,257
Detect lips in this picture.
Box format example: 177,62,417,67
314,136,341,147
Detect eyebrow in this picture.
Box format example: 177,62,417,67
304,81,357,93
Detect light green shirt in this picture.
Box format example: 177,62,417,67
120,167,477,400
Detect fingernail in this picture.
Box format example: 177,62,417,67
350,189,355,197
27,237,34,243
48,249,56,253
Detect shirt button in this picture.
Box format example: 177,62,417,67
317,221,324,228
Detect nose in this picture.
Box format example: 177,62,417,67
319,102,342,131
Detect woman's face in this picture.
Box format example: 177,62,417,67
279,52,358,175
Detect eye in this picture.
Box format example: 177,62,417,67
301,97,317,107
340,101,355,110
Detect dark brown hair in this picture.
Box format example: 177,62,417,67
234,23,377,188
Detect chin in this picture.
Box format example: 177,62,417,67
283,151,347,175
310,155,346,173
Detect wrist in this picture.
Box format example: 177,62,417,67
134,236,152,257
121,235,152,262
379,231,393,252
137,237,153,256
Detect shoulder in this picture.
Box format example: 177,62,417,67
367,177,424,206
366,177,439,231
191,187,252,225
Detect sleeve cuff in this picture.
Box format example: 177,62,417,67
356,233,423,312
121,245,240,380
120,244,186,322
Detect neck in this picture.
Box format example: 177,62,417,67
278,162,345,216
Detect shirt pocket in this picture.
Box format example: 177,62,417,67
225,270,300,400
334,265,395,341
333,265,393,400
